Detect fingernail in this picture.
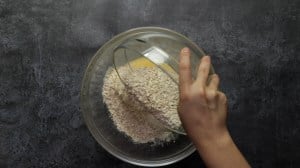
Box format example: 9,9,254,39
204,55,210,61
182,47,189,53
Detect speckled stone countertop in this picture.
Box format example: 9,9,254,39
0,0,299,167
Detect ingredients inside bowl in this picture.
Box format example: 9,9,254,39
102,58,181,144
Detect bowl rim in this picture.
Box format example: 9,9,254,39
80,27,199,167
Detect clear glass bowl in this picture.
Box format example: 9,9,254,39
112,28,214,135
80,27,213,166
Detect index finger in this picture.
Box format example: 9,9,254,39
179,47,192,92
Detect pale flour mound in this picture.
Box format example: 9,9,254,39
122,67,181,130
102,67,175,143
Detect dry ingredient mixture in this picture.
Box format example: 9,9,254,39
122,67,181,129
102,64,182,144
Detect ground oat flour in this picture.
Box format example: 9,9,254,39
102,64,181,144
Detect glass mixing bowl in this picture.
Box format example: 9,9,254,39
80,27,213,166
112,30,214,135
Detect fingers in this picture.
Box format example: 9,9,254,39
206,90,218,109
206,74,220,109
196,56,211,86
195,56,216,109
179,47,192,94
217,91,227,105
206,75,218,109
179,49,222,110
207,90,226,110
216,92,228,115
208,74,220,90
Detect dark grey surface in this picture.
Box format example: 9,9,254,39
0,0,299,167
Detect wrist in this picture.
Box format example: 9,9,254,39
191,128,251,168
191,127,232,149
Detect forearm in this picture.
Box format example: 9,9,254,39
193,131,251,168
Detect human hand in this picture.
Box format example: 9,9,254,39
178,47,251,168
178,47,229,144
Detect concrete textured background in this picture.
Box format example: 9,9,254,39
0,0,299,167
